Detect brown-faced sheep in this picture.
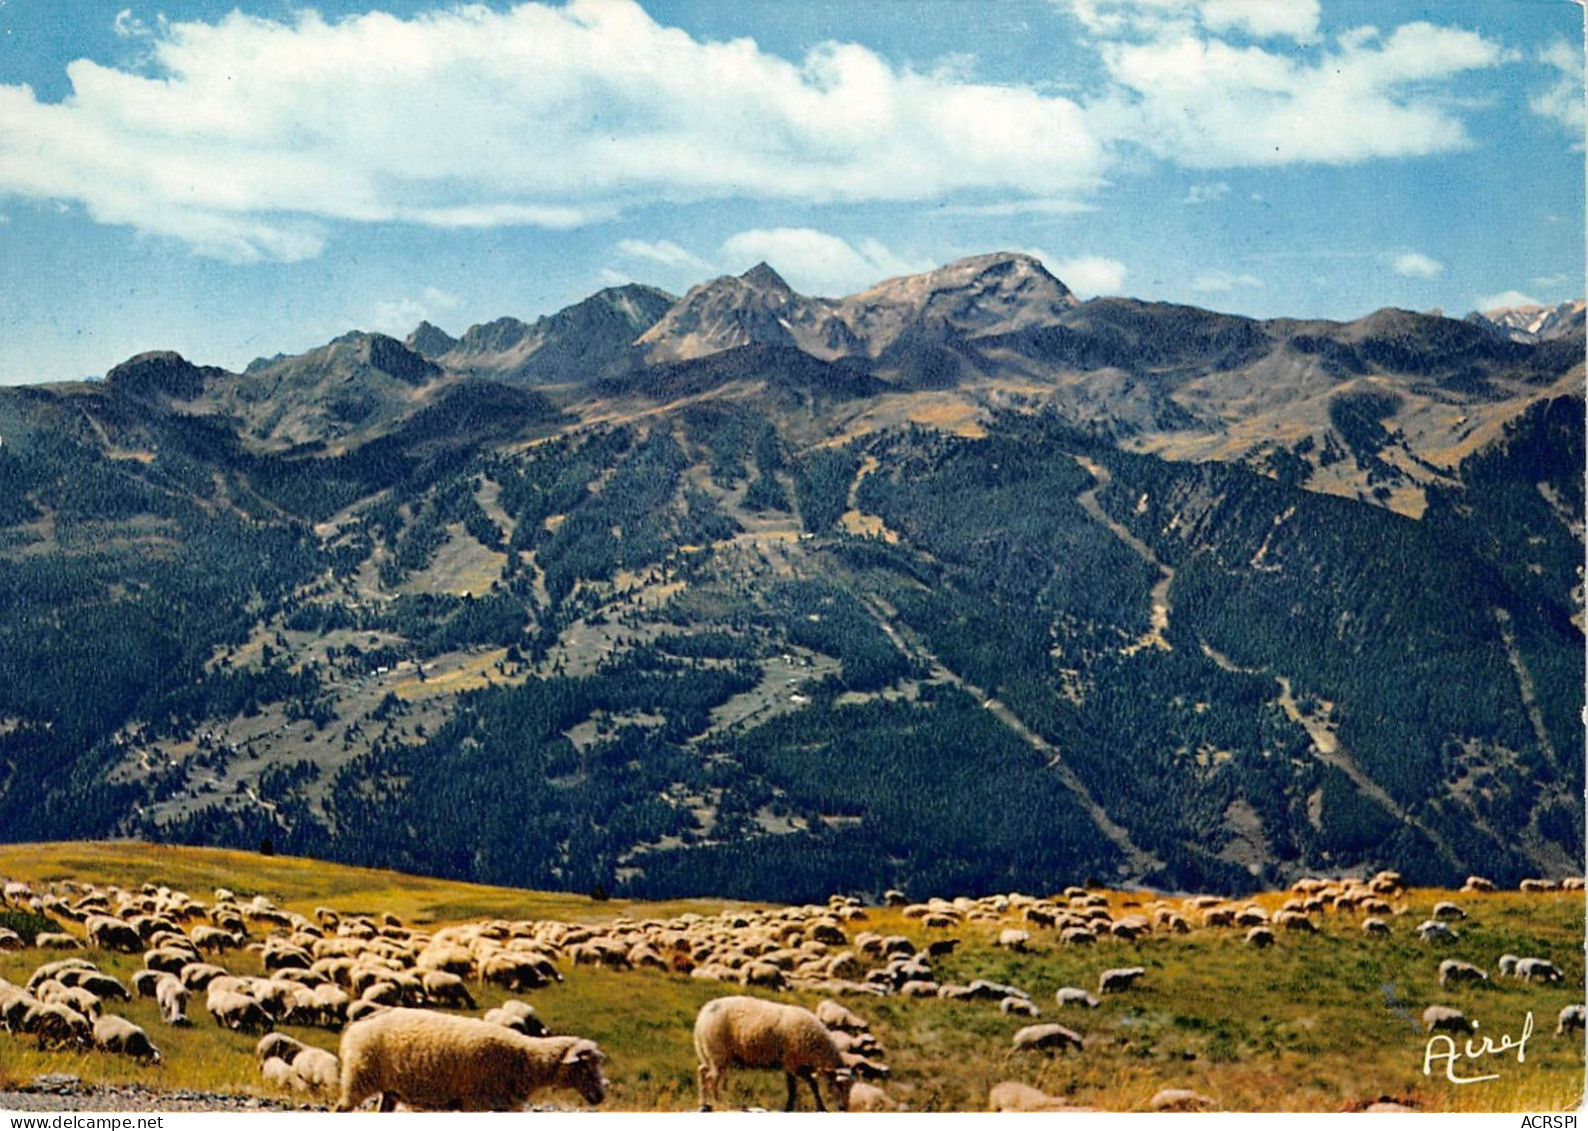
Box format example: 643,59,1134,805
335,1008,606,1112
93,1014,161,1061
693,995,853,1112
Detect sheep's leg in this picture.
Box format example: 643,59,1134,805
804,1071,827,1113
785,1071,799,1112
377,1093,398,1113
696,1062,715,1111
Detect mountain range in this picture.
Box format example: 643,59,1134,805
0,253,1580,901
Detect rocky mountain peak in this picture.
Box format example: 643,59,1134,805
406,320,458,360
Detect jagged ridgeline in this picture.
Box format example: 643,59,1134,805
0,254,1579,901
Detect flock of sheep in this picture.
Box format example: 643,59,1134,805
0,868,1582,1112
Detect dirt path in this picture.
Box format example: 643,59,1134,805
1199,642,1463,872
1072,456,1173,654
1491,606,1559,769
860,594,1164,877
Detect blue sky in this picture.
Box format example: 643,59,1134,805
0,0,1581,384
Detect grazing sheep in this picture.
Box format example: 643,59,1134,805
93,1014,161,1062
1000,996,1041,1018
262,1056,303,1092
847,1081,902,1112
336,1008,606,1112
35,981,102,1020
815,999,869,1034
85,916,143,953
483,1000,549,1038
34,932,82,950
1055,987,1100,1009
1415,920,1459,943
1497,954,1520,977
1520,878,1555,893
0,929,23,951
1150,1088,1216,1111
258,1032,309,1064
1515,958,1564,984
1244,926,1276,948
1462,876,1495,893
1438,959,1488,988
1556,1004,1585,1037
1011,1022,1083,1053
987,1081,1071,1112
22,1001,93,1049
180,963,229,991
1422,1006,1475,1035
132,970,165,999
1432,901,1466,921
693,995,853,1112
995,929,1031,952
841,1052,890,1081
420,970,477,1011
293,1046,340,1092
208,989,271,1034
1361,918,1391,937
1098,967,1146,994
156,976,191,1026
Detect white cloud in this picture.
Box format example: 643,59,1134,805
719,228,932,296
0,1,1106,261
939,198,1097,217
1392,252,1443,279
1533,273,1569,289
369,286,463,337
1183,181,1229,204
616,239,712,271
1475,289,1542,313
1053,254,1128,296
1065,0,1319,43
1193,269,1262,292
1530,39,1585,137
1081,16,1515,167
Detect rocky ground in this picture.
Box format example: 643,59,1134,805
0,1075,314,1113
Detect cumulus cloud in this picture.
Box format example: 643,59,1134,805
1087,21,1515,166
1530,39,1586,137
0,0,1105,261
1476,289,1542,312
719,228,931,295
1393,252,1443,279
1193,269,1261,292
369,286,463,337
1066,0,1320,42
1052,254,1128,297
1183,181,1230,204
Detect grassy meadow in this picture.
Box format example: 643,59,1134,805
0,842,1582,1112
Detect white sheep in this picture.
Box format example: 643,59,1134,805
1515,957,1564,984
482,999,548,1037
1556,1004,1585,1036
1423,1005,1475,1035
335,1007,606,1112
1098,966,1146,993
155,976,190,1026
693,995,854,1112
93,1014,161,1061
987,1081,1070,1111
1011,1022,1084,1053
1438,959,1488,988
847,1081,902,1111
1055,987,1100,1009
